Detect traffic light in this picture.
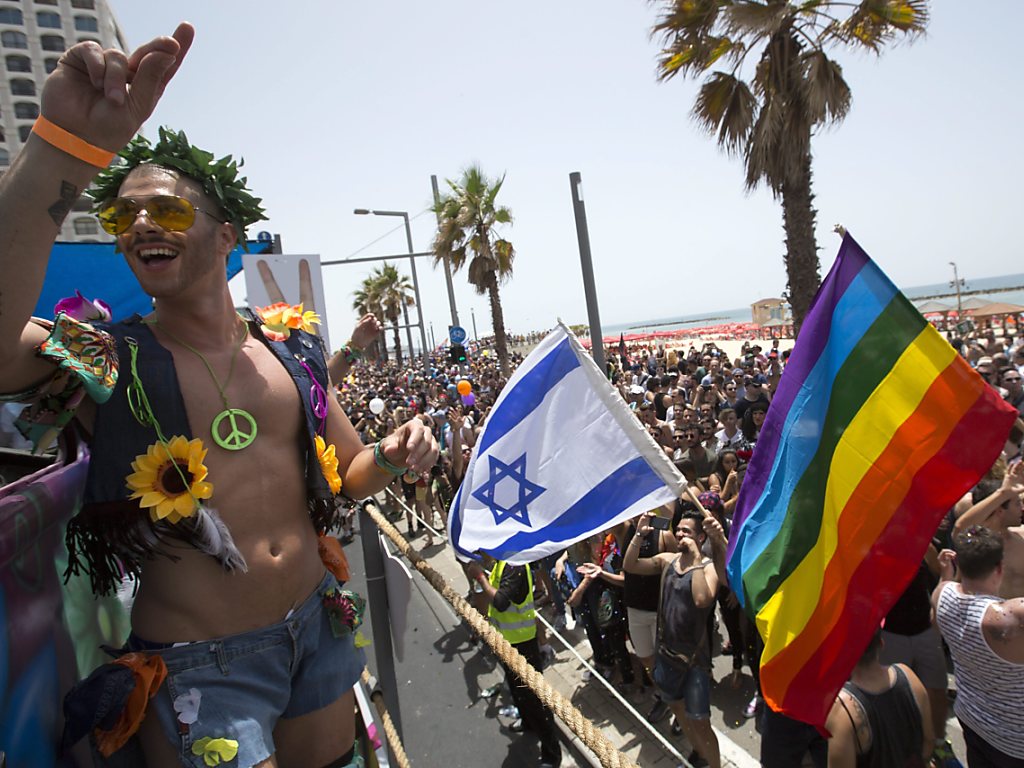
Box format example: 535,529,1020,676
449,343,467,364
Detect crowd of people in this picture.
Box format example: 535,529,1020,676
341,326,1024,768
1,22,1022,768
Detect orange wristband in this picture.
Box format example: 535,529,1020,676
31,115,116,168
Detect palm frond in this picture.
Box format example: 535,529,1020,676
650,0,722,43
693,72,756,154
837,0,927,51
802,50,851,125
722,1,792,38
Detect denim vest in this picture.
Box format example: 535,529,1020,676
64,310,338,596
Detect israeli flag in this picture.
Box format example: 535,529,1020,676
449,324,684,564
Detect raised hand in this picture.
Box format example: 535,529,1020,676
380,417,438,476
40,22,194,150
636,512,653,536
702,515,727,550
350,313,381,351
938,548,957,582
1002,459,1024,496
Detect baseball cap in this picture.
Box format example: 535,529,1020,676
700,375,714,387
752,373,768,385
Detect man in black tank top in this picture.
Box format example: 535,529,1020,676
825,629,933,768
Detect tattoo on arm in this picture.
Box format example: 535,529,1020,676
47,181,79,226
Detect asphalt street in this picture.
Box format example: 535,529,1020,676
343,528,583,768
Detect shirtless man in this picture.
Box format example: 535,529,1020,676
0,24,436,767
624,504,727,768
954,460,1024,598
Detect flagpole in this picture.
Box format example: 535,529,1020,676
569,172,606,374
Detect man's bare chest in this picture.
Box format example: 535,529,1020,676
168,339,303,445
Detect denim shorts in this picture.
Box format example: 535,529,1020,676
653,656,711,719
134,571,365,767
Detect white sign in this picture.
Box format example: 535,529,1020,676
242,253,330,351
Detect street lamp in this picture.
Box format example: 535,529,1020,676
353,209,429,363
949,261,965,320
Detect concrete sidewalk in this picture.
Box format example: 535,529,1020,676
384,510,760,768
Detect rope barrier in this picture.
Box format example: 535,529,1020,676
361,668,411,768
381,487,687,764
362,499,642,768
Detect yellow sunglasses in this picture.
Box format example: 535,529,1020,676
98,195,225,236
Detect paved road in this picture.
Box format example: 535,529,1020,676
344,510,967,768
344,527,583,768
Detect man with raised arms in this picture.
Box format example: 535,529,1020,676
0,23,437,768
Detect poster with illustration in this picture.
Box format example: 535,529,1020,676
242,253,331,351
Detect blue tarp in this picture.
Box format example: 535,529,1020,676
34,241,271,322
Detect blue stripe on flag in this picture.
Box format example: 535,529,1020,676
477,337,581,455
727,262,897,606
486,456,664,560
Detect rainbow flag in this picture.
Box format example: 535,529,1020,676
726,233,1017,728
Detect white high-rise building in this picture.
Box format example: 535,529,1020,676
0,0,127,242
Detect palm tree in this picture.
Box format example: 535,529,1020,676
649,0,927,333
433,165,515,375
370,263,416,364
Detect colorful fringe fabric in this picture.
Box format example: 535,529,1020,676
726,233,1017,727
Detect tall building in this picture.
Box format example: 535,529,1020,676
0,0,127,242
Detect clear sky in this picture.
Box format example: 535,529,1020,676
110,1,1023,348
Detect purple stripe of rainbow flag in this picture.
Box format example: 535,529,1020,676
725,233,1017,727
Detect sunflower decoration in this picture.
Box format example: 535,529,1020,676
315,435,342,494
255,302,320,341
126,436,214,523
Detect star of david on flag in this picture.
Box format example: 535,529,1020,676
449,323,685,564
472,453,546,527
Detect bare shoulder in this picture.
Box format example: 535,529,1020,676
982,598,1024,663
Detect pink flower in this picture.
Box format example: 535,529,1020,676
54,290,112,323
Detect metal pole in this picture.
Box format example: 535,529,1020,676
400,213,429,365
401,302,413,363
430,322,436,351
431,174,461,327
471,307,478,341
358,501,403,756
569,172,606,374
950,261,964,318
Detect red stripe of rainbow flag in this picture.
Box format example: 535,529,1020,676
726,233,1017,727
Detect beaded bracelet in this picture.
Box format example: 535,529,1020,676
373,440,406,475
338,342,363,366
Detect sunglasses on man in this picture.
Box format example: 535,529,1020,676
98,195,226,236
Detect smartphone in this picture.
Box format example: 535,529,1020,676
650,516,671,531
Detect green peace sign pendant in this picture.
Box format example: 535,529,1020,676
212,408,258,451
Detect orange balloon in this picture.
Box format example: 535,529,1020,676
457,379,472,396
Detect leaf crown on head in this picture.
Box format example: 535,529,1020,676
89,126,267,248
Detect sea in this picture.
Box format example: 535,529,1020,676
602,272,1024,336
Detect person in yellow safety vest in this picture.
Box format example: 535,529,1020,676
468,559,562,768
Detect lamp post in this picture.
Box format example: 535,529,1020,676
471,307,478,341
949,261,965,320
354,209,429,363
